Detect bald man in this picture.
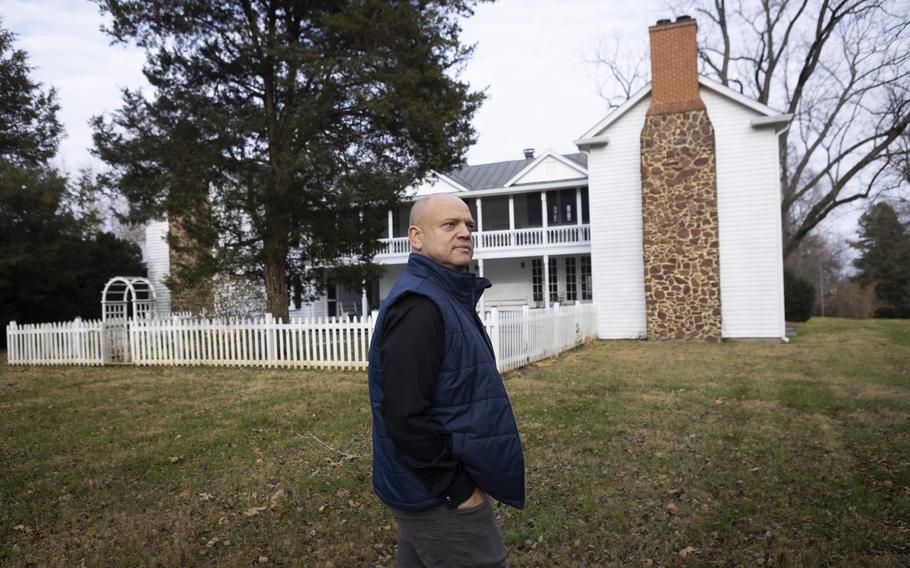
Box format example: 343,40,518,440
368,194,526,567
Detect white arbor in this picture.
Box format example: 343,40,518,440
101,276,157,363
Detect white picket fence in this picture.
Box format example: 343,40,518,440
5,303,596,372
5,318,105,366
129,314,374,370
491,303,597,372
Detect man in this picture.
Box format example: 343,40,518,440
368,193,526,567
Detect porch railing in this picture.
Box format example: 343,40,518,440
378,224,590,256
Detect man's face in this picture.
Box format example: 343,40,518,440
409,196,476,270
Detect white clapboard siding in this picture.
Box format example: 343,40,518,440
289,297,328,320
143,220,172,318
586,96,649,339
6,319,105,366
702,88,786,339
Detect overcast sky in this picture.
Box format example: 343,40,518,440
1,0,864,244
2,0,663,170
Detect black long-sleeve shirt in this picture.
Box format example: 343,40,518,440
379,293,476,509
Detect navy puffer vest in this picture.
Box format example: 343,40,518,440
369,253,526,511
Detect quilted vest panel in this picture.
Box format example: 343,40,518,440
369,253,526,511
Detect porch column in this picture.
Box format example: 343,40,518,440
387,209,393,239
477,258,485,314
361,281,368,317
543,254,550,310
540,192,548,245
576,187,583,226
508,196,515,247
475,197,483,232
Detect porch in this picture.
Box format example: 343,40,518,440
376,224,591,262
378,253,594,311
376,187,591,263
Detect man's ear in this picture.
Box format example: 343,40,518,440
408,225,423,251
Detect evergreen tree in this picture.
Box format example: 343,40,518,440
0,22,145,347
92,0,486,321
0,25,61,167
850,202,910,318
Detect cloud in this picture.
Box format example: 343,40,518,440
3,0,149,173
5,0,666,170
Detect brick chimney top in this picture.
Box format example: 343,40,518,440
647,16,704,115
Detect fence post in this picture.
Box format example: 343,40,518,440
266,313,275,366
175,316,182,365
521,306,530,363
368,310,379,343
489,307,501,372
73,317,83,364
7,321,15,364
574,302,582,344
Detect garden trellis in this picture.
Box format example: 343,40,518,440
100,276,158,363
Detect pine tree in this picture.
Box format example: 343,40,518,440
92,0,486,321
850,202,910,317
0,22,146,346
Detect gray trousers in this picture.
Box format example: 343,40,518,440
388,494,509,568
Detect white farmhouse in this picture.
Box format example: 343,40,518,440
143,16,790,341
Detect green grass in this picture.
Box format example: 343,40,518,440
1,317,908,567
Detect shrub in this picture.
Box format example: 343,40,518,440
784,266,816,322
829,279,878,319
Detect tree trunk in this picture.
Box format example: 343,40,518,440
263,194,290,322
264,231,290,322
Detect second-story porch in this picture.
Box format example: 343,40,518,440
375,186,591,264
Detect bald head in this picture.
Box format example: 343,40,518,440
409,194,469,227
407,194,475,270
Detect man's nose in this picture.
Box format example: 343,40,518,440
456,223,472,238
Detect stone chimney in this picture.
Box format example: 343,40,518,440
640,16,722,341
166,180,215,315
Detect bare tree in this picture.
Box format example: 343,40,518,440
587,34,650,109
785,231,845,315
593,0,910,258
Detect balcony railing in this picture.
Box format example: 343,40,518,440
377,224,590,257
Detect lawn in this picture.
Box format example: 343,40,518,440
1,318,908,567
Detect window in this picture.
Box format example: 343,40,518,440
483,196,510,231
392,204,412,238
545,188,580,226
565,257,577,301
515,192,542,228
581,188,590,224
463,198,478,227
549,257,558,302
327,282,338,317
531,259,543,303
581,255,592,300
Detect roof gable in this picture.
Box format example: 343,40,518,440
406,171,471,197
576,75,788,145
503,149,587,187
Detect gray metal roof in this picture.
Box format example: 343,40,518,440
444,152,588,191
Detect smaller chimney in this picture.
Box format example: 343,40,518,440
523,148,535,159
647,16,704,115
